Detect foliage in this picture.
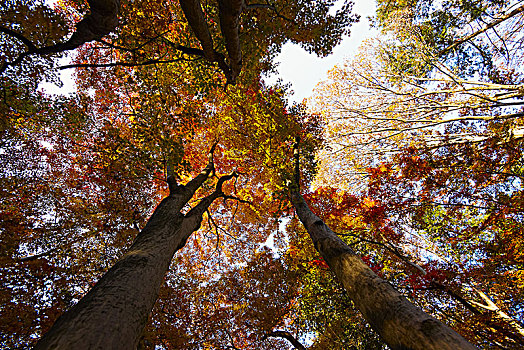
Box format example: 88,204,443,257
373,0,520,77
305,0,524,348
1,0,523,348
1,0,339,346
284,218,387,350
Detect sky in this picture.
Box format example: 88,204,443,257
265,0,378,103
40,1,377,100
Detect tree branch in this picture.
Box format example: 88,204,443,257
178,142,218,197
58,58,187,70
265,330,306,350
1,0,120,74
17,249,58,263
186,171,239,219
440,4,524,55
164,39,233,84
0,26,37,51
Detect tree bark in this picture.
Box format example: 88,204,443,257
216,0,243,83
34,148,233,349
290,189,475,350
289,142,476,350
178,0,242,84
178,0,217,61
289,189,476,350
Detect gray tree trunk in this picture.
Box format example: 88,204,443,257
289,188,477,350
35,153,231,349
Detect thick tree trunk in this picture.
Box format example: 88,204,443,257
34,150,230,349
289,189,476,350
217,0,243,82
178,0,217,61
177,0,242,84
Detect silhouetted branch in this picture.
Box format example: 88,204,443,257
440,4,524,55
265,330,306,350
58,58,187,70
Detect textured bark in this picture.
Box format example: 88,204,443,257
289,189,477,350
34,151,231,350
178,0,217,61
48,0,120,53
217,0,243,83
178,0,242,84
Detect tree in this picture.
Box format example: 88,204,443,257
288,140,476,350
284,217,386,349
1,0,358,86
309,41,524,191
360,143,524,347
304,1,524,347
1,0,520,349
34,144,244,349
2,1,330,341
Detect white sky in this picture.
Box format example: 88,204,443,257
266,0,378,103
40,1,377,100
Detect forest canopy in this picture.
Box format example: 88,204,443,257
1,0,523,349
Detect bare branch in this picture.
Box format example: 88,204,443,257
0,26,37,51
440,4,524,55
58,58,187,70
265,330,306,350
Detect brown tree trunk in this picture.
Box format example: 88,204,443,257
177,0,242,84
289,189,476,350
34,149,233,349
217,0,243,83
178,0,217,61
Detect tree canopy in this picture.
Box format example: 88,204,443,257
1,0,523,349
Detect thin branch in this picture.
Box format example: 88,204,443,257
58,58,187,70
264,330,306,350
440,4,524,55
0,26,37,50
17,248,59,263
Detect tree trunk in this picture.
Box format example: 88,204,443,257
35,149,231,349
217,0,243,83
178,0,217,61
289,189,476,350
178,0,242,84
288,139,476,349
